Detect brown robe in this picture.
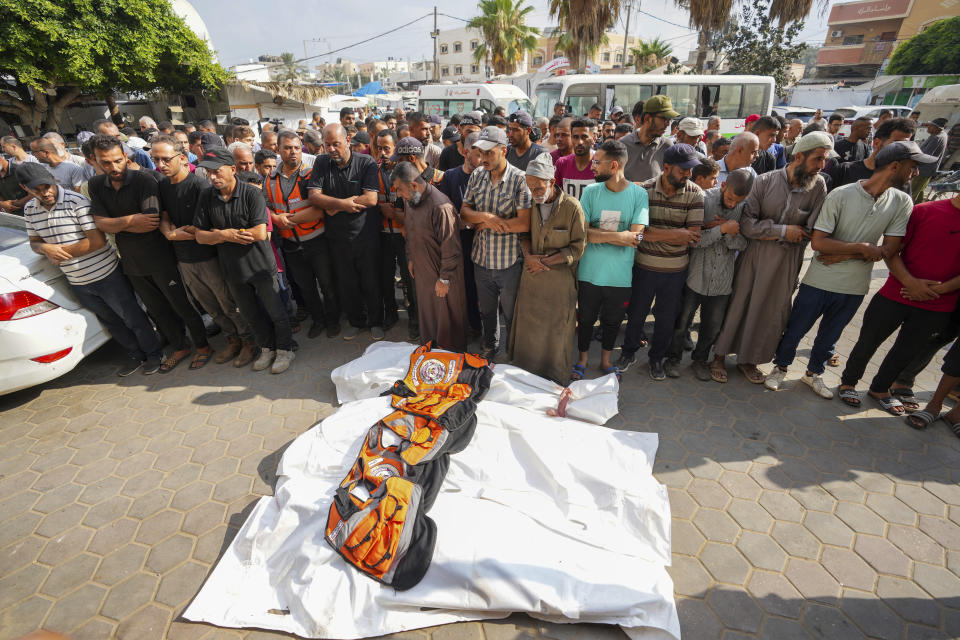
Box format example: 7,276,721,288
713,168,827,364
508,190,587,383
404,184,468,352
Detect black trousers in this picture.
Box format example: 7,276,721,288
841,293,953,393
894,302,960,388
666,285,730,363
332,232,382,328
577,281,631,352
282,235,340,329
126,264,208,352
226,271,294,351
379,232,417,330
460,228,481,332
622,267,687,362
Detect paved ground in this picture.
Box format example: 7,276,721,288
1,259,959,640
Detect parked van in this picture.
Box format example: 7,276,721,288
417,83,533,119
911,84,960,170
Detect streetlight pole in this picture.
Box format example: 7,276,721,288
432,6,439,82
620,0,634,74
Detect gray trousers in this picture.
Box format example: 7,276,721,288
179,259,251,339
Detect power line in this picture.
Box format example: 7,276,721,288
256,13,434,69
634,9,695,31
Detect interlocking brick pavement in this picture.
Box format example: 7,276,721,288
1,259,959,640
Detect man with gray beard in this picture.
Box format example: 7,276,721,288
711,132,832,384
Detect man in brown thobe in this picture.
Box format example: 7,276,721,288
391,161,468,352
712,132,834,383
509,152,586,383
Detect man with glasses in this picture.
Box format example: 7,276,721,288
620,96,679,183
154,135,252,367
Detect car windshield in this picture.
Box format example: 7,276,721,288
508,98,534,115
832,108,858,118
534,86,561,118
0,215,27,252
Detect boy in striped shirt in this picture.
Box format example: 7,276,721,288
18,163,163,376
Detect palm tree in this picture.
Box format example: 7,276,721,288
555,31,610,67
468,0,541,76
275,52,307,82
630,37,674,73
677,0,825,72
548,0,621,74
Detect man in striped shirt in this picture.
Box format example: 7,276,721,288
460,126,533,359
18,163,163,377
619,144,705,381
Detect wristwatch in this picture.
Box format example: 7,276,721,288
438,279,449,285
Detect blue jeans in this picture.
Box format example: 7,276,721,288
69,267,163,361
622,267,687,362
773,283,863,375
474,260,522,351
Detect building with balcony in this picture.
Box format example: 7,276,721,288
436,27,492,82
815,0,959,79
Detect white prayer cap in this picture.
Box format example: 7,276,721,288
526,152,555,180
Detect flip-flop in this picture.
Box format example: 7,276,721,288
827,354,841,367
601,365,622,381
838,387,861,407
905,410,940,430
710,363,728,383
159,351,190,374
890,387,920,412
737,364,764,384
872,394,905,416
570,364,586,382
189,350,214,370
949,418,960,439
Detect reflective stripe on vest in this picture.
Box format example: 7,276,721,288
266,166,323,242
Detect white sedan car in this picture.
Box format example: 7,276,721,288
0,212,110,395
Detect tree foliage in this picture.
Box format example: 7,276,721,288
888,17,960,76
717,0,806,98
0,0,228,130
548,0,620,73
468,0,540,76
274,53,307,82
631,37,674,73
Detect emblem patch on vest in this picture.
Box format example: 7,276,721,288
418,359,447,385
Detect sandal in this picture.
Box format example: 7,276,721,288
570,364,586,382
890,387,920,412
737,363,764,384
838,387,861,407
827,354,841,367
949,417,960,439
905,410,940,430
601,365,622,381
189,350,214,370
159,351,190,374
710,362,728,383
871,394,905,416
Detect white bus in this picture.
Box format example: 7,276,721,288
533,74,776,135
417,83,533,119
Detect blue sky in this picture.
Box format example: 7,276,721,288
190,0,834,70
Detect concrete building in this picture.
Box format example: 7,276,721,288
358,59,410,76
436,27,491,82
531,28,640,72
816,0,959,79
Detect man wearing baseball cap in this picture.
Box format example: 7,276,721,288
460,125,533,359
437,112,483,171
912,117,950,203
619,144,704,380
620,95,679,182
193,147,295,373
675,117,707,157
506,110,546,171
767,140,929,400
19,162,164,377
711,132,831,385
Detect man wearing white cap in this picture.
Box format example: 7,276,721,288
675,117,707,157
711,132,831,384
461,126,533,359
509,152,586,383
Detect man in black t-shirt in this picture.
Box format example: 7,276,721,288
825,117,916,192
307,124,383,340
88,134,209,374
153,136,252,368
437,112,482,171
194,148,295,374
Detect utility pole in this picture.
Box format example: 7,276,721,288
620,0,634,74
432,6,439,82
